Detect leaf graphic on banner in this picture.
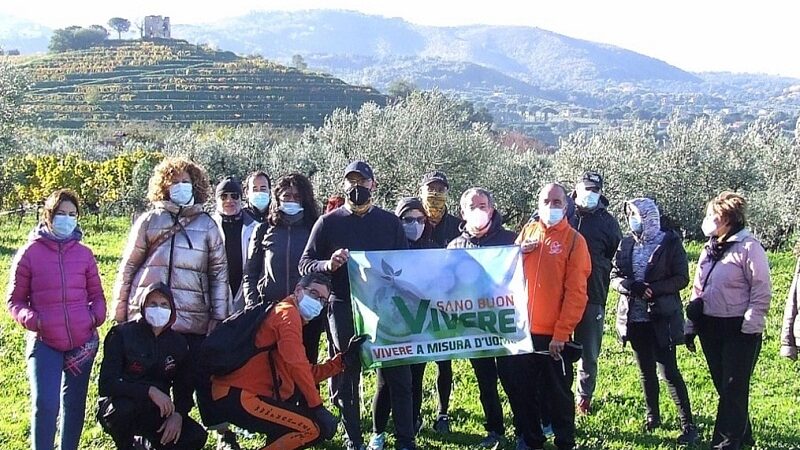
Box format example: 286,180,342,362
381,259,394,276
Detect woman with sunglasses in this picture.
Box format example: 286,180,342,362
212,177,257,315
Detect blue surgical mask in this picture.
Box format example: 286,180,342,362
250,192,270,211
629,215,643,233
403,222,425,242
542,207,564,227
298,293,323,321
52,215,77,238
578,191,600,210
280,201,304,216
169,182,194,206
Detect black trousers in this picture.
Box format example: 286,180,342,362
509,335,576,450
326,300,363,446
434,360,453,416
627,322,693,427
371,365,416,448
699,316,761,450
469,355,517,436
211,386,322,450
181,333,221,428
410,363,426,427
97,396,207,450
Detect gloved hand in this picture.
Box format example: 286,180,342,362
685,333,697,353
312,405,339,440
629,281,648,298
342,334,368,369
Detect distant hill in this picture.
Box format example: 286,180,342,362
173,10,701,90
10,39,385,129
0,14,50,53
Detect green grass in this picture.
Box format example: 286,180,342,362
1,216,799,449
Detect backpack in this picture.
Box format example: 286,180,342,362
199,301,278,379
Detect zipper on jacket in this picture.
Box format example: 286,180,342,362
59,242,74,349
285,224,292,296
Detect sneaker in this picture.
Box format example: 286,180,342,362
217,431,241,450
132,436,151,450
433,414,450,434
478,431,505,449
677,424,699,445
346,442,367,450
644,416,661,432
541,423,554,438
515,435,532,450
576,397,591,415
367,433,386,450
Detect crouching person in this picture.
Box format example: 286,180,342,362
97,283,207,450
210,273,365,450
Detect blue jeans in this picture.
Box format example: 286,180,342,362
27,333,98,450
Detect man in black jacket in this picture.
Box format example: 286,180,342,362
97,282,207,450
299,161,412,450
570,171,622,415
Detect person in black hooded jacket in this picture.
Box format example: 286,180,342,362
447,188,519,449
610,198,698,445
569,171,622,414
97,282,207,450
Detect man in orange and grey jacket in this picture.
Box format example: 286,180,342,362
512,183,592,450
209,273,365,450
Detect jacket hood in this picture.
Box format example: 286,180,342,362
625,198,661,243
30,222,83,245
137,282,178,329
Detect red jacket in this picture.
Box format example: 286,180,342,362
6,225,106,351
517,218,591,342
212,295,343,408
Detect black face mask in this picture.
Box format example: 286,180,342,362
346,185,372,206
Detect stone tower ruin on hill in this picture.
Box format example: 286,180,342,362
143,16,171,39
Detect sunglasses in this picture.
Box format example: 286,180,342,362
220,193,240,200
401,216,426,225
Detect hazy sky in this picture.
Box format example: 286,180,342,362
2,0,798,78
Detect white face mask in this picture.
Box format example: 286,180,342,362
541,206,564,227
465,208,491,231
702,216,719,237
577,191,600,209
169,182,194,206
628,215,642,233
280,201,304,216
144,306,171,328
52,215,77,238
298,293,323,321
249,192,270,211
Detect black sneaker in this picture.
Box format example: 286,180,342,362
217,430,241,450
677,424,699,445
644,415,661,432
433,414,450,434
478,431,505,449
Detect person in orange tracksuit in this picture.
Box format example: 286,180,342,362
209,273,365,450
512,183,592,450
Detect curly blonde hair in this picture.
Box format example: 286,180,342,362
707,191,747,228
146,157,211,204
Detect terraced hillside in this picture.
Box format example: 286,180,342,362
15,39,386,128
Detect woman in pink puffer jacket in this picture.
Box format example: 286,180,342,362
6,189,106,450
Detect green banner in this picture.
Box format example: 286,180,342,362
348,245,533,369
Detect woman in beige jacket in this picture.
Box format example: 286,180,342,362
111,156,230,439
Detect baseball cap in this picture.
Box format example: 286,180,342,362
579,171,603,190
343,160,374,180
420,170,449,188
215,177,242,197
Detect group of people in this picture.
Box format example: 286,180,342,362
5,154,792,450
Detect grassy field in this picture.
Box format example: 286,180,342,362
0,215,799,449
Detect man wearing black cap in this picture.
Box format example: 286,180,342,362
212,177,257,315
299,161,413,450
570,171,621,415
417,170,462,434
